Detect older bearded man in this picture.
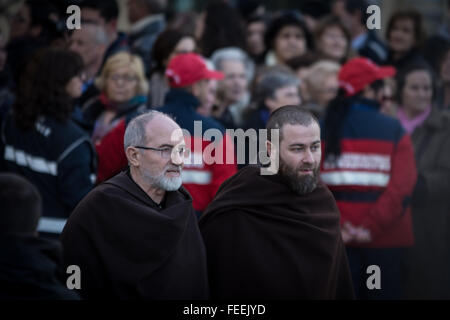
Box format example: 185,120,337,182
199,105,354,300
61,111,209,300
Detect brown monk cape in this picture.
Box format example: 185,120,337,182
60,171,209,299
199,165,354,299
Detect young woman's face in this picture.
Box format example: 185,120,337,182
401,70,433,116
65,74,84,99
318,26,348,61
388,18,416,55
105,66,139,103
274,25,307,63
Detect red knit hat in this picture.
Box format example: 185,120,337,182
338,57,396,97
165,53,224,88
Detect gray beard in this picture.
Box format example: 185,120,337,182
142,166,183,192
279,161,319,195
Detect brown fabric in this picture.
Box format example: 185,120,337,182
199,165,355,300
61,171,209,300
404,108,450,299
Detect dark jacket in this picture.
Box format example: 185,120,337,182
404,108,450,299
1,113,96,237
199,165,355,299
356,31,388,65
129,16,165,77
60,171,209,300
0,234,80,300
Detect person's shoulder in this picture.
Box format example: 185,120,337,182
198,114,225,133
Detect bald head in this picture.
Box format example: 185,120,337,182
124,111,181,153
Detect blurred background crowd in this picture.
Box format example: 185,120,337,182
0,0,450,300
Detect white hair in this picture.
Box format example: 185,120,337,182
211,47,255,82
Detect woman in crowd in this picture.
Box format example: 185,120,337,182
148,29,196,108
0,48,96,237
245,14,268,65
264,11,313,67
82,52,148,143
301,60,340,118
198,1,246,58
314,15,351,64
385,9,425,71
395,61,450,299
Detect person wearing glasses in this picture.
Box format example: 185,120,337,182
81,51,148,143
61,111,209,300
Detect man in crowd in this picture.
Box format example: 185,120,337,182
211,47,254,128
68,22,108,95
199,105,355,299
127,0,167,76
80,0,130,68
334,0,387,64
61,111,209,299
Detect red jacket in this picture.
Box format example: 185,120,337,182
320,101,418,248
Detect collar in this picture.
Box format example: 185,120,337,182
397,105,432,134
165,88,201,109
351,31,368,51
129,14,164,34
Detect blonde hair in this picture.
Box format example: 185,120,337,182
304,60,340,98
95,52,149,95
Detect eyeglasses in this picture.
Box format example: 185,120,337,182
134,145,190,159
108,74,138,83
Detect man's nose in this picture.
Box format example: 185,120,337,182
171,151,184,166
302,150,314,164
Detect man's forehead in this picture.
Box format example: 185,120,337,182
281,122,321,143
145,116,184,145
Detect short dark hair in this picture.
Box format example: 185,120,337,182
265,11,313,52
80,0,119,22
13,48,84,130
151,29,194,73
0,173,41,236
266,105,319,141
386,9,426,50
344,0,370,25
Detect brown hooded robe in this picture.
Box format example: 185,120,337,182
199,165,354,300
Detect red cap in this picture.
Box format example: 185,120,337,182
165,53,224,88
338,57,396,97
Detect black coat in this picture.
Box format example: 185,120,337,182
61,171,209,300
0,234,79,300
199,165,355,299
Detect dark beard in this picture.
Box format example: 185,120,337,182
279,160,319,195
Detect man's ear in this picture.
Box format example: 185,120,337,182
125,147,140,167
266,140,272,157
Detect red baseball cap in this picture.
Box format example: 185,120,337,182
165,53,224,88
338,57,396,97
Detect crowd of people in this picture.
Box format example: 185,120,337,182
0,0,450,300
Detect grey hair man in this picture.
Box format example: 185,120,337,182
61,110,209,300
69,23,109,82
211,47,255,127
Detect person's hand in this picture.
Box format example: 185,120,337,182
353,226,372,242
